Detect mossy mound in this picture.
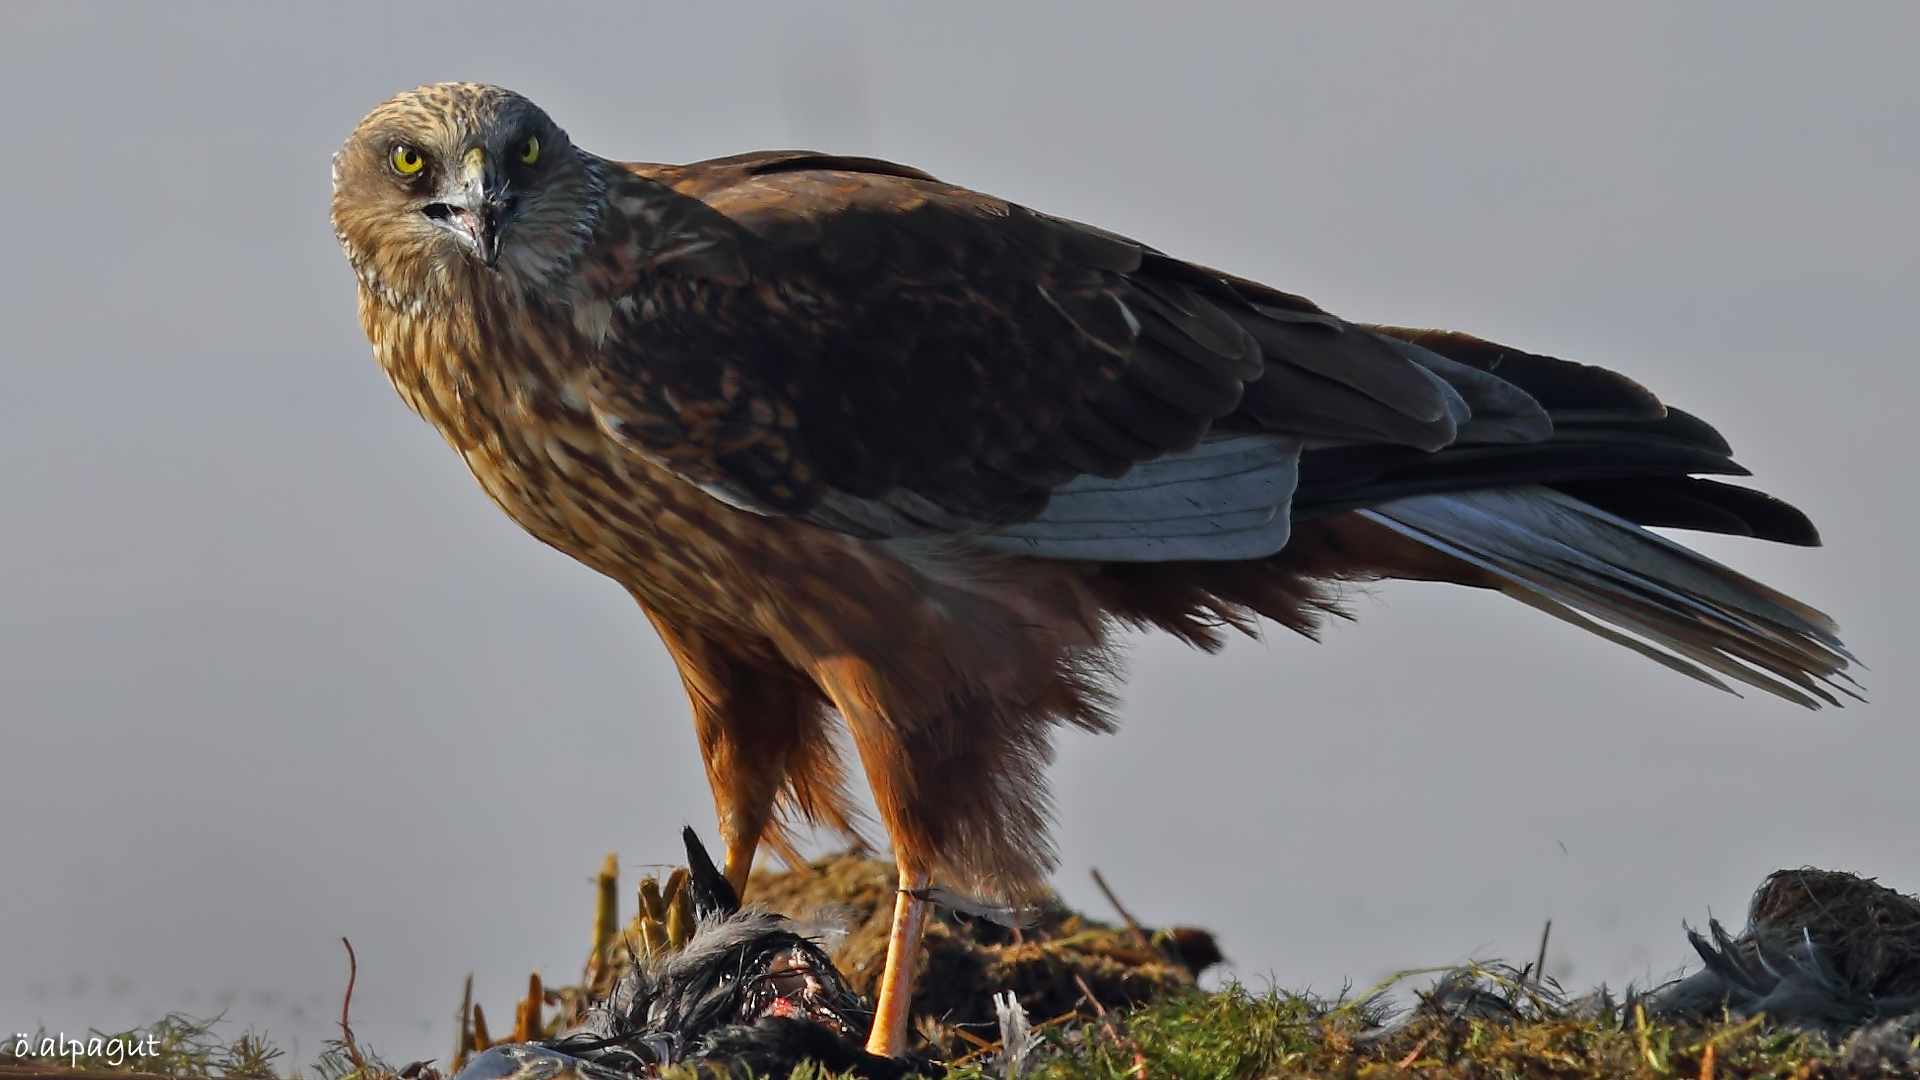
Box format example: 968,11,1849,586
1654,867,1920,1030
742,854,1207,1054
1748,868,1920,1001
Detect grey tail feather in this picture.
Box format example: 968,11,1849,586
1359,486,1859,709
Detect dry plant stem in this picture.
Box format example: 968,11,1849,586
1397,975,1483,1069
639,877,666,923
1073,974,1111,1019
1091,868,1153,952
865,866,932,1058
339,937,367,1071
665,875,693,949
1396,1027,1441,1069
472,1003,493,1051
1074,971,1136,1071
1075,974,1145,1079
513,972,544,1042
589,853,619,986
637,916,666,957
453,973,474,1071
1635,1002,1662,1071
1533,919,1552,990
636,874,668,959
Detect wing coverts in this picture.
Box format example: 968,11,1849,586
976,435,1301,561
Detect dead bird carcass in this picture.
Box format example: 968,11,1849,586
453,829,919,1080
1653,867,1920,1031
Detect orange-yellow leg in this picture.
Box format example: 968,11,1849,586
866,863,932,1057
721,829,761,899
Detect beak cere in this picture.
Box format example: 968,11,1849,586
428,146,515,267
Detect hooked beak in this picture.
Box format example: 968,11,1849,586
424,146,517,267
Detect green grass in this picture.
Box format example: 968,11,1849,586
7,976,1914,1080
935,969,1908,1080
11,981,1906,1080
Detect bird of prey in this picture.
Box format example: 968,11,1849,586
332,83,1853,1057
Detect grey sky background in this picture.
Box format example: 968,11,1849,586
3,1,1915,1066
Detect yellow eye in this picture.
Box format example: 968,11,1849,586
391,145,425,175
518,136,539,165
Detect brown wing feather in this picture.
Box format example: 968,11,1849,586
591,173,1141,524
588,157,1486,536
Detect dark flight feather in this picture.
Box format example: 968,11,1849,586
1551,477,1821,546
1370,326,1667,422
1234,361,1462,448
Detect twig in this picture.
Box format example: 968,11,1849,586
472,1004,493,1052
513,972,544,1042
664,869,692,949
1090,868,1152,951
339,937,367,1071
1396,1028,1441,1070
1400,978,1480,1069
1073,973,1110,1019
1074,972,1143,1076
452,973,474,1071
1533,919,1553,990
588,853,619,989
949,1027,996,1052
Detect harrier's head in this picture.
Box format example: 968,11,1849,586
332,83,603,306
